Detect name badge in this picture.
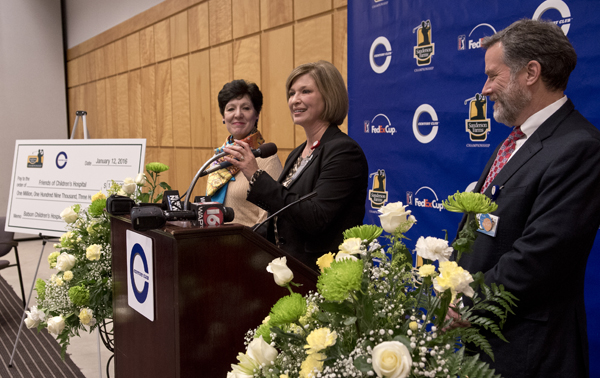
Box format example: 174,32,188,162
476,213,499,237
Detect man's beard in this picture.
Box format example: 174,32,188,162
491,78,531,126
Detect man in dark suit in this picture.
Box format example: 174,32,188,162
456,19,600,377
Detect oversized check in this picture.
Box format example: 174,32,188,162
5,139,146,237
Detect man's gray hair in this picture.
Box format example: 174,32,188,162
482,19,577,92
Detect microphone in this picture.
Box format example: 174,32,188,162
252,191,317,232
130,201,235,231
200,143,278,177
183,142,278,210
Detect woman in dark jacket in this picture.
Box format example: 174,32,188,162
222,60,368,270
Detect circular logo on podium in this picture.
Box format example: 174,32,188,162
130,243,149,303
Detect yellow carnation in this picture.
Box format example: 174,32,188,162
316,253,335,273
79,308,94,325
86,244,102,261
409,321,418,331
299,352,326,378
63,270,74,281
418,264,437,278
304,328,337,355
91,191,106,202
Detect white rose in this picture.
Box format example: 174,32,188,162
122,177,136,195
372,341,412,378
60,206,78,224
414,236,453,262
47,316,66,336
86,244,102,261
266,257,294,287
247,336,278,366
335,252,359,262
24,306,45,329
135,173,146,186
339,238,363,255
378,202,416,233
55,252,76,271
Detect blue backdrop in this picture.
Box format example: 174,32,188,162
348,0,600,375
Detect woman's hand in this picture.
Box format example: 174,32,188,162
222,140,260,181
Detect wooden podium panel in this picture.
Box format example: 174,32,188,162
110,216,318,377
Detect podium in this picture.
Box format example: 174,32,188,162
110,216,318,377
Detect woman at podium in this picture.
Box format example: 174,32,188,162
222,61,368,270
206,80,283,227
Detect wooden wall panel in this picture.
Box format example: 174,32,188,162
232,0,260,39
96,79,108,139
191,148,214,199
174,148,193,196
233,35,260,86
66,0,348,196
104,43,117,78
209,43,233,147
209,0,232,46
127,33,141,71
295,0,332,20
295,14,333,66
156,61,174,146
188,2,209,52
95,48,107,80
115,38,128,74
154,19,171,63
129,69,143,138
260,0,293,30
172,56,191,147
261,26,294,149
140,26,156,66
189,50,212,148
117,74,130,137
84,82,98,137
141,65,158,146
170,12,189,58
106,76,118,138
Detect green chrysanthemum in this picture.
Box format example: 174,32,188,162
145,162,169,173
443,191,498,214
35,278,46,301
269,292,306,326
343,224,383,244
317,259,363,302
255,322,272,343
88,198,107,217
68,285,90,306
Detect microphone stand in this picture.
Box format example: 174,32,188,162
252,191,318,232
182,151,228,210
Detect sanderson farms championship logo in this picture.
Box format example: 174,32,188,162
413,20,435,66
464,93,491,141
369,169,388,209
27,149,44,168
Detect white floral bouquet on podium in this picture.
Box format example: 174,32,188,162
228,192,517,378
23,162,170,357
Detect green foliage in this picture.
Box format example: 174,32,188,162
269,293,307,326
88,198,107,217
68,285,90,306
317,259,363,302
35,278,46,301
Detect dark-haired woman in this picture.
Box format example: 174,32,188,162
206,80,282,227
222,61,368,270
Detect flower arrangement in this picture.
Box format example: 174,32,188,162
228,192,517,378
24,162,170,357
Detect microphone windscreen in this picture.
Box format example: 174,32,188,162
257,143,277,158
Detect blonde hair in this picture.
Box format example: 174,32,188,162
285,60,348,126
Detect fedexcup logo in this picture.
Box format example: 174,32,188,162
369,36,392,74
369,169,388,209
413,20,435,66
364,114,396,135
459,23,497,51
464,93,491,141
412,104,439,144
533,0,572,35
408,186,445,212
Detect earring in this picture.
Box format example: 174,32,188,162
223,120,225,124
